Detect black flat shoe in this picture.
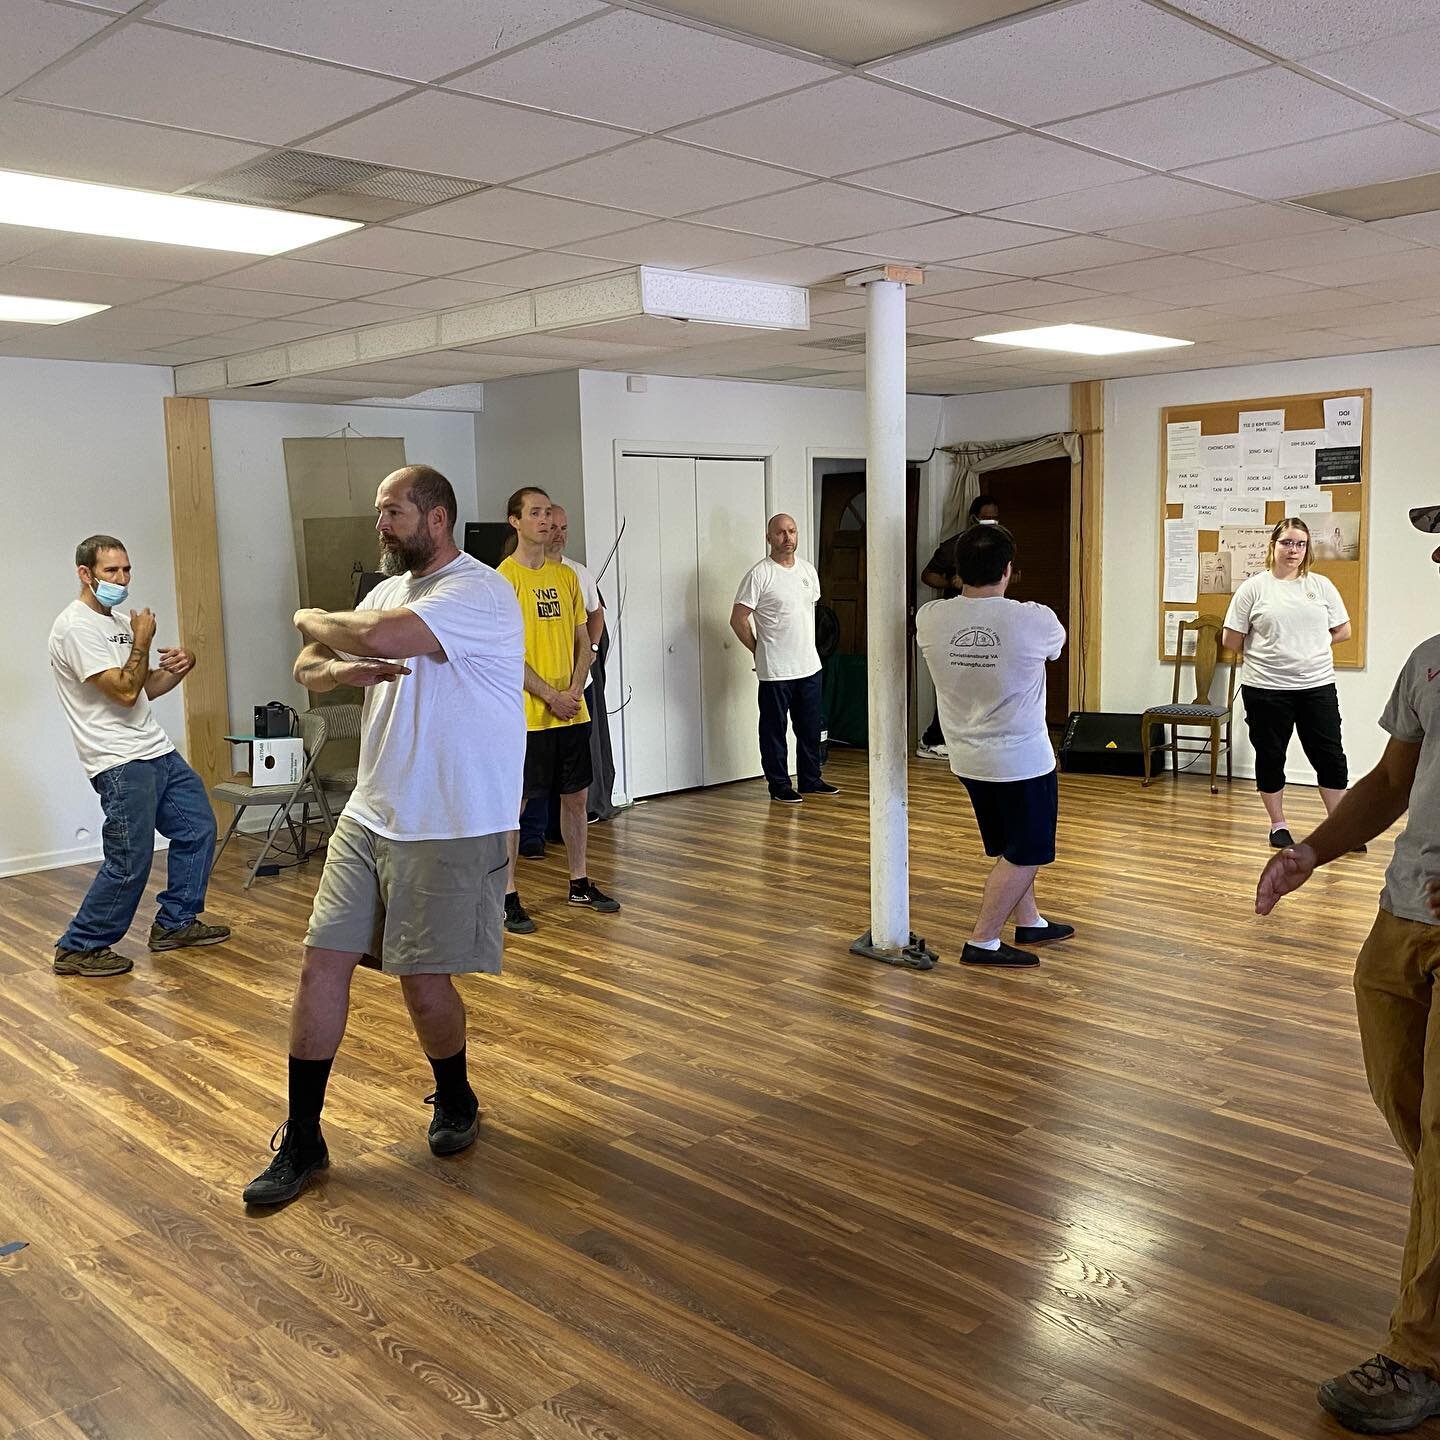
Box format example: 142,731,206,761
1014,921,1074,945
1269,827,1295,848
961,940,1039,968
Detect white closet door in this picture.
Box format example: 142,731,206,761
657,457,704,792
615,456,667,799
696,458,768,787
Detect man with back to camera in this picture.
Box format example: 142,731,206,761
242,465,525,1207
915,523,1073,968
498,486,620,934
48,534,229,977
918,494,1001,760
1257,503,1440,1434
730,512,839,805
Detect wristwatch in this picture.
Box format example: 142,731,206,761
589,642,600,653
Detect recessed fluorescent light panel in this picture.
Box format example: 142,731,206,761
974,323,1193,355
0,170,362,255
0,294,109,324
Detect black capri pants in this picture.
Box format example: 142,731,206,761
1241,683,1348,793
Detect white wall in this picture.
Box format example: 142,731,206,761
4,358,180,876
209,399,480,732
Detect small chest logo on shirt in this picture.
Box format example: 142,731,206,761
952,626,1000,651
1428,666,1440,684
109,633,129,644
533,586,562,620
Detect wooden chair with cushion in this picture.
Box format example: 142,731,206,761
1140,616,1237,794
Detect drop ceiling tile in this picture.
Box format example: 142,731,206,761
210,257,426,300
18,235,256,282
1136,271,1320,304
931,277,1103,310
449,9,828,131
671,78,1009,177
468,332,658,360
291,228,524,276
1102,202,1347,249
65,305,233,339
1011,293,1184,323
1050,253,1248,293
208,317,341,344
872,0,1262,125
1298,25,1440,113
956,235,1162,276
515,139,799,217
0,265,171,302
1340,274,1440,302
1201,226,1422,272
450,250,621,288
18,23,411,145
1179,122,1440,201
1280,248,1440,287
131,284,324,317
357,277,511,309
154,334,252,357
832,214,1071,262
308,91,626,184
0,222,67,265
685,183,951,246
1201,286,1380,317
146,0,604,82
845,133,1144,213
1372,208,1440,245
693,247,866,286
283,298,425,328
0,0,116,93
391,188,646,247
1052,69,1388,170
563,221,790,269
988,175,1252,230
1163,0,1438,60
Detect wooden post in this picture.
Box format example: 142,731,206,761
163,396,231,820
1070,380,1105,713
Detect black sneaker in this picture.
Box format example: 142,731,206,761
800,782,841,796
149,918,230,951
53,944,133,977
518,837,545,859
425,1091,480,1156
771,788,803,804
1317,1353,1440,1434
242,1120,328,1206
1014,921,1075,945
568,881,621,913
504,894,536,934
961,940,1040,968
1269,827,1295,848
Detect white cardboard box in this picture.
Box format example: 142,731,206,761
252,737,304,788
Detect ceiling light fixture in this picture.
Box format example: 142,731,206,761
0,170,362,255
974,323,1194,355
0,293,109,324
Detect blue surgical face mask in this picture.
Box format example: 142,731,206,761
91,577,129,607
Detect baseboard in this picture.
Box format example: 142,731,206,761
0,835,171,880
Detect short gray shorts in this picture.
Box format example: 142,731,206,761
304,815,508,976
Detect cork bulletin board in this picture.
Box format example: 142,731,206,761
1158,388,1370,666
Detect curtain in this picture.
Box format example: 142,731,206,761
941,432,1082,535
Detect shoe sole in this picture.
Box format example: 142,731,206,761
961,951,1040,968
429,1120,479,1157
1316,1383,1440,1435
505,919,537,934
567,899,621,913
149,932,230,952
771,797,803,804
799,790,840,797
1014,930,1075,947
53,958,133,977
242,1155,329,1207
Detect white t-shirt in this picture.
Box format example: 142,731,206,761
48,600,174,779
916,594,1065,783
563,556,601,613
1224,570,1348,690
734,556,822,682
343,552,526,842
1379,634,1440,926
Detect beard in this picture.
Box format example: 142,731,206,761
379,529,436,576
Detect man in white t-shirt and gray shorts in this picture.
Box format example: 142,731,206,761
916,523,1074,968
243,465,525,1208
730,513,838,804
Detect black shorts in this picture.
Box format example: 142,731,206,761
523,724,593,800
959,769,1059,867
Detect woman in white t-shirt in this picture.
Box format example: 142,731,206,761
1222,516,1353,849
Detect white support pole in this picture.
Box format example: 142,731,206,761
846,264,934,969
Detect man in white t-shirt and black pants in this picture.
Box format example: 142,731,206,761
48,534,229,977
243,465,525,1208
916,523,1074,968
730,513,838,804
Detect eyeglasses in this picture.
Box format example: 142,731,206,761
1276,539,1308,549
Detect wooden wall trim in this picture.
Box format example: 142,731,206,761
1071,380,1104,712
163,396,231,818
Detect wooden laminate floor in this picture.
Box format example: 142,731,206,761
0,750,1415,1440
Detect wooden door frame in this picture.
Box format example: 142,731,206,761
1070,381,1104,714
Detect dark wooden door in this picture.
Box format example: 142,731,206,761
985,456,1071,726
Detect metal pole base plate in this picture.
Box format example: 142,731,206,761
850,931,939,971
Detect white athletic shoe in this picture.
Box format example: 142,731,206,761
916,743,948,759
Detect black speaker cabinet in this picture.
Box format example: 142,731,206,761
1060,711,1166,777
463,521,514,569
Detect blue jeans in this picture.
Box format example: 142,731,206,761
758,671,823,795
59,750,218,951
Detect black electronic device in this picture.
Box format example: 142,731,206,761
254,701,297,739
463,521,514,569
1059,711,1165,777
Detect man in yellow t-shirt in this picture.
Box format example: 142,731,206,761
496,486,621,934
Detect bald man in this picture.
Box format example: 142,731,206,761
730,514,837,804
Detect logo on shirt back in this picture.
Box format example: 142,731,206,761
534,586,562,620
951,626,1000,650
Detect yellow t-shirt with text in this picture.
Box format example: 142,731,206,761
497,556,590,731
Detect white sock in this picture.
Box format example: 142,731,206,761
969,936,1001,951
1024,914,1047,929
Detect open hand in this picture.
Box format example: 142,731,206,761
332,658,410,687
156,646,195,677
129,607,157,648
1256,843,1318,915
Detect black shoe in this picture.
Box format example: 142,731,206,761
518,837,545,859
425,1091,479,1156
1269,827,1295,848
1317,1353,1440,1434
1352,843,1369,855
800,782,840,796
504,894,536,934
771,788,803,804
961,940,1040,968
568,881,621,913
242,1120,328,1206
1014,921,1075,945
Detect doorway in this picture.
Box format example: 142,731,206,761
982,456,1072,726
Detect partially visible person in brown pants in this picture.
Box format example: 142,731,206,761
1256,500,1440,1435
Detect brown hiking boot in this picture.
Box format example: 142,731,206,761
149,918,231,952
1318,1354,1440,1433
53,945,133,977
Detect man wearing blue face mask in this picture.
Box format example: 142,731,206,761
48,534,229,977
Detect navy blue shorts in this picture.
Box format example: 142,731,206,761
959,769,1059,867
